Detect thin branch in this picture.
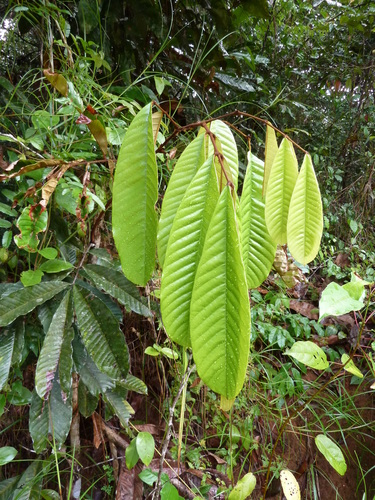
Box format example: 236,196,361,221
153,363,195,499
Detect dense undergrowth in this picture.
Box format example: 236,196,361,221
0,1,374,499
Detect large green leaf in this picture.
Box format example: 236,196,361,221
29,381,72,453
112,103,158,285
0,281,70,327
0,327,15,391
262,124,278,197
265,138,298,244
12,460,43,500
209,120,239,190
287,154,323,264
240,153,277,288
190,186,251,400
157,133,206,268
72,336,115,397
83,264,152,317
35,291,73,399
73,286,129,380
161,157,219,346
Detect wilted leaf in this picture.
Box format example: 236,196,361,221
88,119,108,156
280,470,301,500
43,70,68,96
14,205,48,252
341,353,363,378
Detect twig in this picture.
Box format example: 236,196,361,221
153,364,195,499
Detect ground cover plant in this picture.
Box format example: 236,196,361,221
0,1,374,499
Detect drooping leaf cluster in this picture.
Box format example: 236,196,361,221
112,104,324,405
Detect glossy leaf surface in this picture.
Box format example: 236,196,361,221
287,154,323,264
0,281,70,327
240,153,276,288
190,187,251,399
157,133,206,267
73,286,129,380
35,291,72,399
84,264,152,317
265,138,298,244
0,328,15,391
161,157,219,346
112,103,158,285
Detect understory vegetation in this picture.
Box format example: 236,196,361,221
0,1,374,499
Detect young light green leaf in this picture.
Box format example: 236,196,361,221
286,341,329,370
83,263,153,317
315,434,347,476
319,282,364,320
228,472,256,499
263,124,278,197
287,154,323,264
136,432,155,466
161,157,219,346
157,133,206,268
112,103,158,285
341,353,363,378
126,439,139,469
0,327,15,390
209,120,239,190
38,247,58,260
35,291,72,399
240,152,277,288
265,138,298,244
190,186,251,400
342,274,368,301
20,269,44,287
73,286,129,380
39,259,73,273
0,281,70,327
280,470,301,500
0,446,17,466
